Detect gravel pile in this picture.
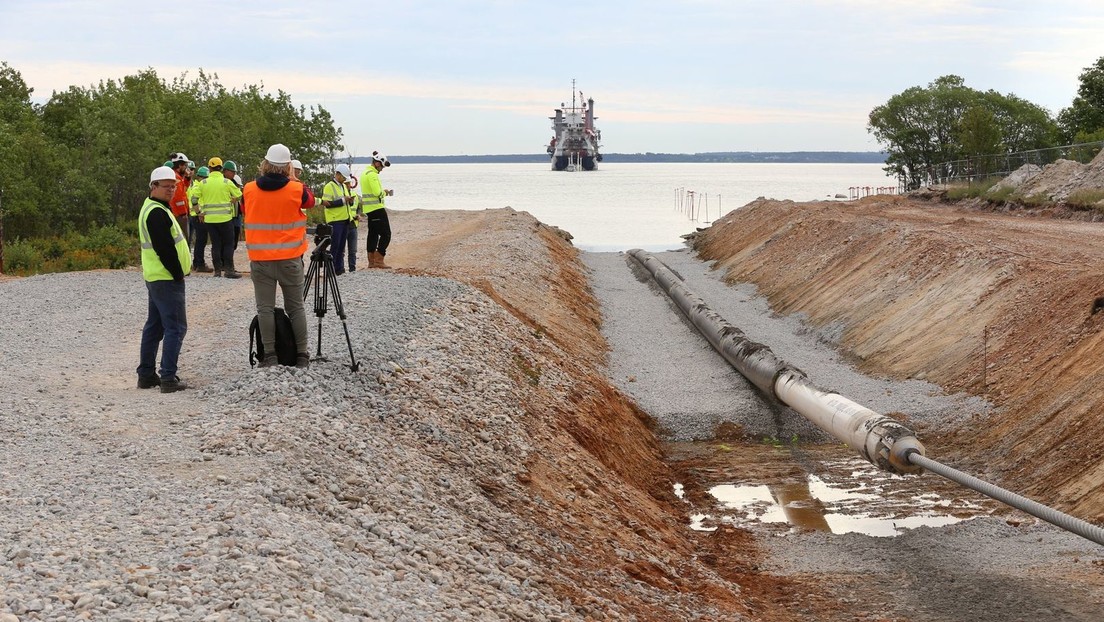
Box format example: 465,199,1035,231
0,269,585,621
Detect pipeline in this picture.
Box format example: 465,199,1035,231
627,249,924,474
628,249,1104,546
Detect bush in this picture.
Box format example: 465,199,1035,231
3,239,44,273
1,225,138,276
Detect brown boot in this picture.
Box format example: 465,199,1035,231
373,251,392,269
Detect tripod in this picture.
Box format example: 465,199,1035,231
303,234,360,371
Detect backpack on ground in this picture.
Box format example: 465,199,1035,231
249,307,298,367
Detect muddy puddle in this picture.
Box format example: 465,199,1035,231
667,441,1003,537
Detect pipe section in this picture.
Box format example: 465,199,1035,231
628,249,925,474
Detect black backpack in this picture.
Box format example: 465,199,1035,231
249,307,298,367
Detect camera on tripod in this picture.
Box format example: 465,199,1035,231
314,223,333,246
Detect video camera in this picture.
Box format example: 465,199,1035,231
312,223,333,254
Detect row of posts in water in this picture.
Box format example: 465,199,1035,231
675,185,899,223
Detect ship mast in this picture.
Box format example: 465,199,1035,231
571,78,576,112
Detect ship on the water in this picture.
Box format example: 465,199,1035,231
546,84,602,171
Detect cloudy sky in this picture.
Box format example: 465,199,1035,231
2,0,1102,156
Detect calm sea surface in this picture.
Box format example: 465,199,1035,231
351,163,896,251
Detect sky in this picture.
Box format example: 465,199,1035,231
2,0,1103,157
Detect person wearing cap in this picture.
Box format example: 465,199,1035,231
168,152,192,243
136,166,192,393
188,166,209,249
362,151,393,269
321,163,357,275
242,144,315,368
193,156,244,278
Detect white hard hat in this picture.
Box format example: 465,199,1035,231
290,159,303,171
335,163,352,178
264,143,292,165
169,152,189,164
372,152,390,167
149,166,177,187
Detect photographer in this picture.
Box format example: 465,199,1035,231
242,144,315,368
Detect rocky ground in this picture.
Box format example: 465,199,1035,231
2,202,1103,621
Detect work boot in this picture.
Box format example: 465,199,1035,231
374,252,392,269
194,264,213,273
295,353,310,369
160,376,188,393
258,353,277,368
212,270,222,278
137,375,160,389
224,269,242,279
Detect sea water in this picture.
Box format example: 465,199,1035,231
351,162,897,251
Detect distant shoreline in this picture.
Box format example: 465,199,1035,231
352,151,887,165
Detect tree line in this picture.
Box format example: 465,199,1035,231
869,56,1104,190
0,62,344,241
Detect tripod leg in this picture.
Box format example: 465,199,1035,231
323,256,359,371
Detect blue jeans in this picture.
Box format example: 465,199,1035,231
191,217,208,265
137,279,188,380
346,223,358,271
330,221,349,275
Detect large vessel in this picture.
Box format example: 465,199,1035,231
547,83,602,171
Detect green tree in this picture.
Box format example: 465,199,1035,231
1058,56,1104,142
3,63,344,242
869,75,1058,190
0,62,63,239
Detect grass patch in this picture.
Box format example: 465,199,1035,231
946,177,1003,200
1067,189,1104,209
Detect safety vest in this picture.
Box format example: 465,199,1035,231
243,180,309,262
360,168,385,214
139,197,192,282
170,172,190,217
194,171,242,224
187,180,205,216
322,179,354,223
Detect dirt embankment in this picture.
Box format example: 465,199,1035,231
390,208,841,621
692,195,1104,521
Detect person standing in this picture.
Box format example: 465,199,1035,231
223,160,244,250
321,163,356,275
136,166,192,393
168,152,192,243
188,166,209,250
346,175,362,271
362,151,393,269
242,144,314,368
194,156,243,278
290,159,316,206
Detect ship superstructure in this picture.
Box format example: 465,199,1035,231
547,82,602,171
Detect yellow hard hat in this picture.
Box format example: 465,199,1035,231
208,156,223,168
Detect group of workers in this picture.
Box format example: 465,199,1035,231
136,145,394,393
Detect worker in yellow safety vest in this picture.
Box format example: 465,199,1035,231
320,163,357,275
193,156,243,278
136,166,192,394
362,151,393,269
